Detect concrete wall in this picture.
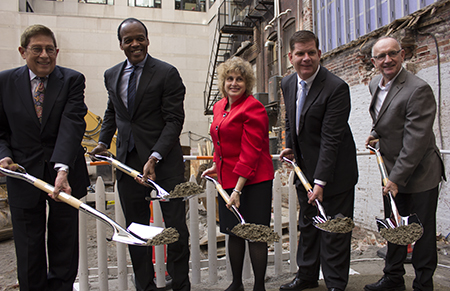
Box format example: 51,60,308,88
0,0,216,147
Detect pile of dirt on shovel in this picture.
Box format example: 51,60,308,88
316,217,355,233
231,223,280,243
145,227,180,246
379,222,423,245
168,182,204,199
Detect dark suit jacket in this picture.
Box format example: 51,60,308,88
283,66,358,196
99,54,185,181
0,65,89,208
369,68,445,193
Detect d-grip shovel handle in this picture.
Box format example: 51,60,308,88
203,175,246,224
367,145,402,227
282,157,327,221
94,155,170,199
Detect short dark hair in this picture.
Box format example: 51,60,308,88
20,24,57,48
289,30,319,51
117,18,148,42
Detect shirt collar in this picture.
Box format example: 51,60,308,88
28,69,48,81
378,67,403,91
297,65,321,88
126,55,147,70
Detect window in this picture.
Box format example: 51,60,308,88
314,0,439,53
175,0,206,11
283,18,295,72
80,0,114,4
129,0,161,8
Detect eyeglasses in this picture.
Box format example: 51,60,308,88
372,49,402,61
26,46,57,56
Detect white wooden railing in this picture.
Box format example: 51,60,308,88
75,170,297,290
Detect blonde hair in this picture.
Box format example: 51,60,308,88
217,57,255,97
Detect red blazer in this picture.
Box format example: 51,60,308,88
211,94,274,189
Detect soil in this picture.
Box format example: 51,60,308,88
380,222,423,245
1,207,450,291
316,217,355,233
231,223,280,243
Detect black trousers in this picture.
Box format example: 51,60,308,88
295,187,355,290
118,149,190,291
10,166,79,291
383,186,439,291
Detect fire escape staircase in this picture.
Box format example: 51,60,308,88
204,0,274,115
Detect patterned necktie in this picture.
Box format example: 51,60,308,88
34,77,47,123
127,66,137,116
296,80,307,135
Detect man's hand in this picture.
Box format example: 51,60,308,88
365,135,378,149
308,184,324,204
0,157,16,176
140,157,157,185
383,180,398,197
279,148,294,161
88,144,109,159
52,170,71,201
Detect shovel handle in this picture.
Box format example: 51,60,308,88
33,179,83,209
282,157,313,192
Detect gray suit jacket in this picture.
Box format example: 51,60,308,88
369,68,445,193
99,54,186,182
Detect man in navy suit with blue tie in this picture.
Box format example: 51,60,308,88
279,30,358,291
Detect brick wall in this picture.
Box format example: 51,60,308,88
281,1,450,234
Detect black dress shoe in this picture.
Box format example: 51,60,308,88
364,276,405,291
279,277,318,290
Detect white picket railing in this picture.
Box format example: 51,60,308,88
75,171,297,290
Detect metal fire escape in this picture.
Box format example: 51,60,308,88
204,0,273,115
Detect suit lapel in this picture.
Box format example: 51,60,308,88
374,69,406,125
132,55,156,116
14,66,41,127
41,66,64,129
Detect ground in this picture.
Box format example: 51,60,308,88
1,207,450,291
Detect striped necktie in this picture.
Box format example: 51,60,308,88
127,66,137,116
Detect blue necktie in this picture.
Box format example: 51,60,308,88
127,66,137,151
296,80,307,135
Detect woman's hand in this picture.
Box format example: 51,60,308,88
201,163,217,178
227,190,241,209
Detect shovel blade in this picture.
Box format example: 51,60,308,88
127,222,164,240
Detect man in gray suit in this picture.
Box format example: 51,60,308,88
89,18,190,291
364,36,445,291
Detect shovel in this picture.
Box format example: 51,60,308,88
282,157,330,227
94,155,170,200
202,175,280,243
367,145,423,244
0,164,164,246
203,175,246,224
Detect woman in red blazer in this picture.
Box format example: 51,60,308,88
202,57,274,291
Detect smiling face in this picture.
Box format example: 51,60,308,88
288,40,321,80
19,34,58,77
119,21,149,65
224,71,246,102
371,38,405,85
